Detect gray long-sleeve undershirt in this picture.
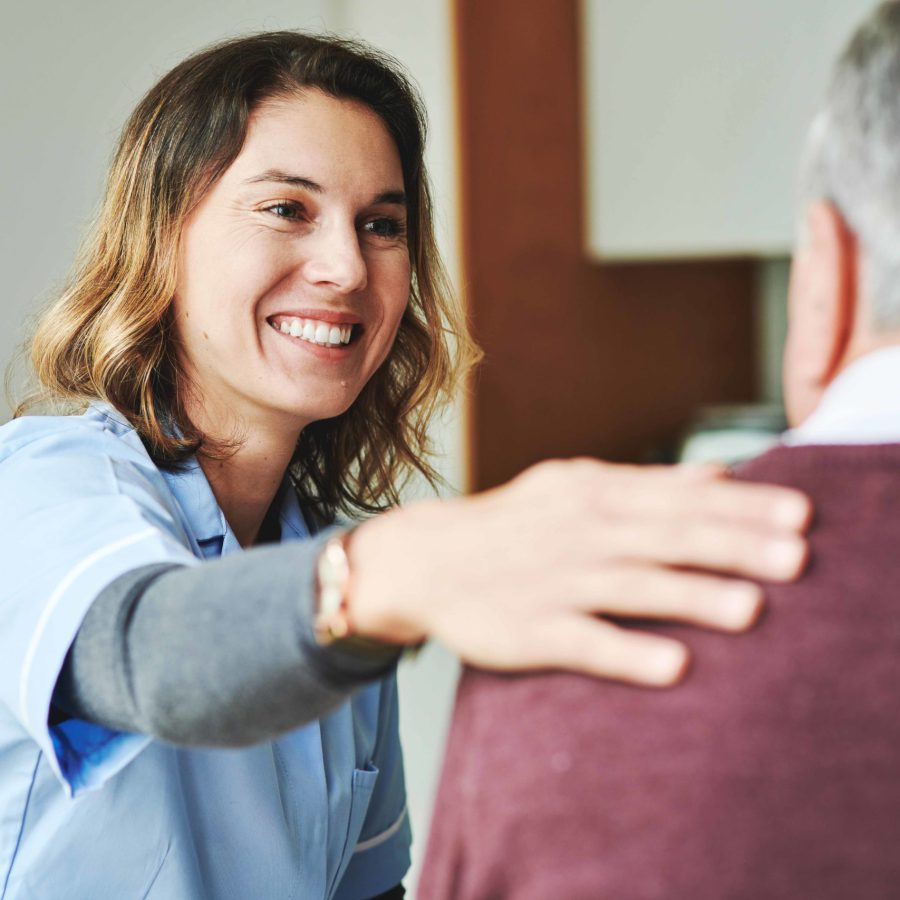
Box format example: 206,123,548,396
52,535,402,747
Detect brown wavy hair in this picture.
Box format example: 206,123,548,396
17,31,480,521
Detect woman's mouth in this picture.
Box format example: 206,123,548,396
267,315,359,349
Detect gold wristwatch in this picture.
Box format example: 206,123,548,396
313,529,409,659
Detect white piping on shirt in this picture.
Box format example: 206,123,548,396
19,527,159,737
353,803,408,854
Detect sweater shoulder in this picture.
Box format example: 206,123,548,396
734,442,900,486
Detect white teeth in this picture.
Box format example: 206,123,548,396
271,316,355,347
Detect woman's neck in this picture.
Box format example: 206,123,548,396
199,440,296,547
186,398,305,548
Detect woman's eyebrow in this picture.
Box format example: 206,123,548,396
242,170,406,206
243,170,323,192
373,190,407,207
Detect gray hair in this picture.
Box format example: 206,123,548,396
801,0,900,329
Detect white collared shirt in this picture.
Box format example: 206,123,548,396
783,346,900,446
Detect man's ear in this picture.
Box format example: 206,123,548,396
783,201,857,425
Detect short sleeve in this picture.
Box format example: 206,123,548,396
0,415,200,796
334,673,412,899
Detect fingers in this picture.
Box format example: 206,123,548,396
573,564,764,632
434,601,688,688
515,614,690,688
668,476,811,532
571,461,811,533
592,518,807,581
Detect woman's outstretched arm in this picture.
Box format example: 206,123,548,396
53,538,400,746
54,459,812,744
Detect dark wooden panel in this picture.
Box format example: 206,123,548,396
455,0,757,490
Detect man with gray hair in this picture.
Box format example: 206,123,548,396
419,2,900,897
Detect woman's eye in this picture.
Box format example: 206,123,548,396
363,217,407,240
263,201,304,220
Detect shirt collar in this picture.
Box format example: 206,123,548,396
86,401,309,546
783,345,900,446
277,479,313,542
162,459,311,549
162,457,230,545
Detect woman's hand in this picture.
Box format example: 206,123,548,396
346,459,811,686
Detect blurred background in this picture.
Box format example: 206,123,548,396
0,0,874,890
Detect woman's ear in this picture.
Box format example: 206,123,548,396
783,201,857,426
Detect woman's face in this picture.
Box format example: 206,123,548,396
173,89,411,437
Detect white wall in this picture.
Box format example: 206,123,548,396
581,0,874,259
2,0,462,891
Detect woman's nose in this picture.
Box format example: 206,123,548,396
302,223,368,294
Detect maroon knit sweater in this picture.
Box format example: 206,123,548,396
419,445,900,899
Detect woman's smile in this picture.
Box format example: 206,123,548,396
267,315,358,349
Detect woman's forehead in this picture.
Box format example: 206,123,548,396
225,91,404,196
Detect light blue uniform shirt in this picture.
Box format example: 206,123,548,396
0,404,410,899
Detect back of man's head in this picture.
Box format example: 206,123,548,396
802,0,900,328
785,2,900,424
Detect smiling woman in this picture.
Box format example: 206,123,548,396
0,28,812,900
172,91,417,542
2,32,470,900
23,34,465,528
